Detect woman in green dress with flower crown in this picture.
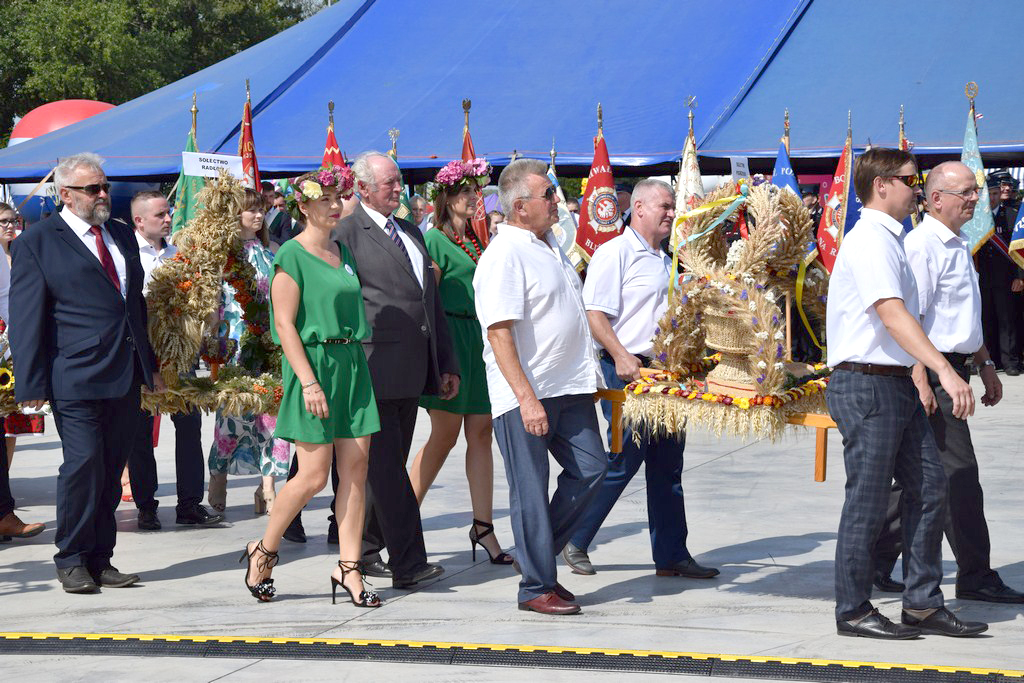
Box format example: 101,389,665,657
408,159,512,565
241,165,382,608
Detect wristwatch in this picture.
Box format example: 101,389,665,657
977,359,996,369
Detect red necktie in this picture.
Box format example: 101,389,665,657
88,225,120,289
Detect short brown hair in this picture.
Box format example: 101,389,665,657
240,187,269,247
130,190,165,219
853,148,916,204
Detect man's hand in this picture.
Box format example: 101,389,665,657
439,373,460,400
980,365,1003,407
614,353,642,381
519,395,549,437
915,382,938,416
20,399,46,410
937,365,975,419
1012,278,1024,293
144,373,168,394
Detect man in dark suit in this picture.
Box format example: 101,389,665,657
334,151,459,588
9,153,165,593
978,171,1023,374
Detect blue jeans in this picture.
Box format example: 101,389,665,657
569,355,690,568
493,394,607,602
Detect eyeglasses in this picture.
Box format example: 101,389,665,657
64,183,111,196
0,218,17,226
523,186,558,202
887,175,921,187
938,187,981,199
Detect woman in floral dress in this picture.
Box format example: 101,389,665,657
207,189,290,514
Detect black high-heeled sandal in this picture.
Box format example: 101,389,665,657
469,519,514,565
239,540,279,602
332,560,382,607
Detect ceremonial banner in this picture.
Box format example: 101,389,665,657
959,108,994,253
673,130,703,221
238,96,260,189
770,142,800,195
323,120,344,168
547,163,584,270
577,133,622,259
815,136,853,274
1005,201,1024,268
898,117,919,231
171,130,205,234
462,122,489,246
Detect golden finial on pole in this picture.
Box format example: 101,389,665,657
190,91,198,136
510,149,519,163
965,81,979,118
597,102,603,135
685,95,697,137
899,104,905,132
549,137,556,169
782,108,791,153
462,98,471,130
328,100,335,128
387,128,400,160
847,109,852,138
245,78,251,102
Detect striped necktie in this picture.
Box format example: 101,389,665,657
385,216,414,270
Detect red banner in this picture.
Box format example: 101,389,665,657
576,134,622,259
323,123,343,168
815,138,851,273
238,99,260,189
462,127,489,247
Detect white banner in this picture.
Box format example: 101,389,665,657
182,151,243,179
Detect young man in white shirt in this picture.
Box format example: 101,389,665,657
563,179,717,581
474,159,606,615
872,161,1024,604
128,191,222,530
826,148,985,639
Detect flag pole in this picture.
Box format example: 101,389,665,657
328,99,335,131
782,108,790,155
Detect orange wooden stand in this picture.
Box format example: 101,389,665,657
595,389,837,481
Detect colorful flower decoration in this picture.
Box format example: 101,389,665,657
293,164,355,203
427,158,492,202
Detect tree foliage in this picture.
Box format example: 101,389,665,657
0,0,307,145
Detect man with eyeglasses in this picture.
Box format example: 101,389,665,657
474,159,607,615
977,171,1023,375
871,161,1024,605
826,148,986,639
8,152,165,594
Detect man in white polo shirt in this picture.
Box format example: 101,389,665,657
562,178,718,581
826,148,985,639
474,159,606,616
872,161,1024,604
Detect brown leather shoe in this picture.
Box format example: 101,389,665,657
0,512,45,538
518,591,581,615
553,582,575,601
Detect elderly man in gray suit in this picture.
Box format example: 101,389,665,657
334,151,460,588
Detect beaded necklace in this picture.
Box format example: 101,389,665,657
450,228,482,263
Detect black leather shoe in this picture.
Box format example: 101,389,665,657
327,519,339,545
282,514,306,544
56,566,99,594
902,607,987,637
362,557,393,579
137,508,161,531
1006,367,1021,376
392,563,444,589
837,609,920,639
561,542,595,575
957,584,1024,604
91,565,140,588
873,573,905,593
175,504,224,526
656,558,720,579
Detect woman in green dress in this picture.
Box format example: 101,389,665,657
409,159,512,565
242,166,382,607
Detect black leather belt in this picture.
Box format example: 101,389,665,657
320,338,355,344
835,361,912,377
445,311,477,320
600,349,651,366
942,352,970,366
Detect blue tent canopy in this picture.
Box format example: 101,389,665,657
1,0,1021,182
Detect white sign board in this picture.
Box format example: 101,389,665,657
182,151,243,179
729,156,750,182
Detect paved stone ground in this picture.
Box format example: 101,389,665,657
2,374,1023,681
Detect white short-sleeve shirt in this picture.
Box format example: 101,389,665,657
135,231,177,296
825,208,919,367
582,227,671,356
904,214,983,354
473,223,600,418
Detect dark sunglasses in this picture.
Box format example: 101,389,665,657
524,186,558,202
64,183,112,196
887,175,920,188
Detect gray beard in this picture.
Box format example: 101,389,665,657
76,203,111,225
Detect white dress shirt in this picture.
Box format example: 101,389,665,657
583,227,671,356
473,223,601,418
61,205,127,297
135,231,177,296
0,251,10,325
904,214,984,354
361,202,425,289
826,208,919,367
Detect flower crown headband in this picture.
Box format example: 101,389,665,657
427,158,491,202
293,164,355,202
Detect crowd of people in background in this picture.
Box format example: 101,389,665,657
1,152,1022,629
